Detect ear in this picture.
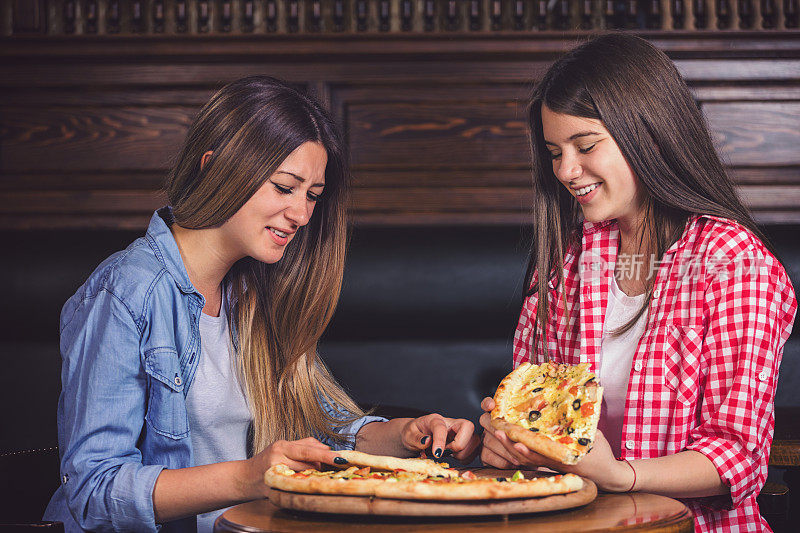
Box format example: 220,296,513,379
200,150,213,171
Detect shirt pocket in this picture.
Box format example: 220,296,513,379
144,348,189,439
664,324,704,407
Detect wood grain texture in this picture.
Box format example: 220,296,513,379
3,1,800,35
769,440,800,467
0,33,798,228
347,101,528,169
705,102,800,166
1,106,192,171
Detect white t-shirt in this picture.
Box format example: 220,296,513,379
186,300,253,533
597,275,648,458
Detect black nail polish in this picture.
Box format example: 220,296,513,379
442,449,454,457
334,457,348,465
421,436,429,445
434,448,442,458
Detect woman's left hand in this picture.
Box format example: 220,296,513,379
478,397,633,492
401,414,481,463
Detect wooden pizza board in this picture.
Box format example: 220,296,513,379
269,470,597,517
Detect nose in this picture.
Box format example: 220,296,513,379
284,193,313,227
555,150,582,183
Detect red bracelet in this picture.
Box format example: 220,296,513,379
621,459,637,492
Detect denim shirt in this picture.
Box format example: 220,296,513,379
43,208,385,532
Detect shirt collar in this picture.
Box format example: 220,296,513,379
581,219,616,235
582,214,731,256
145,207,199,295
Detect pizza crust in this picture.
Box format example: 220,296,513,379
335,450,457,478
265,465,383,496
374,474,583,500
491,418,579,465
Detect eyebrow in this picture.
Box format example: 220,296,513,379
544,131,602,146
275,171,325,188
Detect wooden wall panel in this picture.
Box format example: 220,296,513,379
2,106,192,171
347,100,527,169
705,102,800,167
2,1,798,36
1,33,799,228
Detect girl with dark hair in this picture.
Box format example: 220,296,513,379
44,76,479,532
479,34,796,531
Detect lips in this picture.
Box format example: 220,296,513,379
267,226,294,246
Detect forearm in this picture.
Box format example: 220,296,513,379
354,419,415,457
627,450,728,498
152,459,260,523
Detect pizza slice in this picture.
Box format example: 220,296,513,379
334,449,458,478
491,362,602,465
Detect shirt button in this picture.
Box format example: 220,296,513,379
625,440,635,450
653,288,660,298
759,370,769,381
174,375,183,386
62,474,69,484
634,362,643,372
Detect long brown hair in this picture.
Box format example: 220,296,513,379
525,33,769,353
165,76,364,453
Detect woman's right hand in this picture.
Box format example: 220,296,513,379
478,397,523,469
242,437,346,498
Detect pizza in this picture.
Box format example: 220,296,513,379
264,451,583,500
491,362,602,465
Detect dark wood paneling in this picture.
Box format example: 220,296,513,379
2,106,192,172
740,185,800,209
706,102,800,166
0,171,166,191
347,100,527,169
10,0,46,34
0,33,798,228
729,167,800,185
0,190,165,214
2,1,798,35
352,169,532,188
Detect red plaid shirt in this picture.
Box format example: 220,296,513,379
513,215,797,532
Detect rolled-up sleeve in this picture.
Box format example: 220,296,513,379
58,289,162,532
685,244,797,509
317,395,387,451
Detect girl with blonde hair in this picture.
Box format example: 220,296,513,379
45,76,479,532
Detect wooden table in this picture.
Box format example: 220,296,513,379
215,491,693,532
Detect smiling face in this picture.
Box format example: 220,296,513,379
220,141,328,264
541,105,646,228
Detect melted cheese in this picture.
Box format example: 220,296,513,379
277,467,545,485
506,362,598,450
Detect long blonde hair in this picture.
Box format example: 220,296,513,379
165,76,364,453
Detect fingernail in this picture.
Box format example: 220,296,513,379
434,448,442,458
442,449,454,457
334,457,348,465
421,436,429,445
